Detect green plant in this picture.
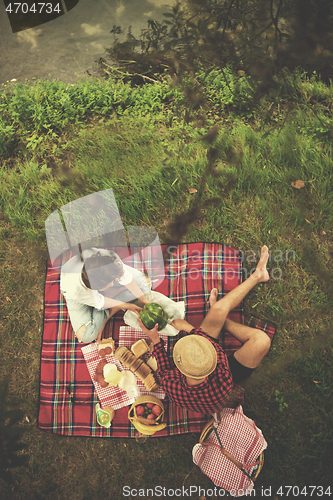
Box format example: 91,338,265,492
196,66,256,114
274,389,289,412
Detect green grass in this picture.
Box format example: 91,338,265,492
0,68,333,499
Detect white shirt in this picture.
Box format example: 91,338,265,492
60,248,133,310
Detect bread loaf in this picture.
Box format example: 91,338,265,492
131,339,149,357
115,346,160,391
135,362,151,379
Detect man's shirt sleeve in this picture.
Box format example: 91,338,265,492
152,339,172,374
152,330,187,376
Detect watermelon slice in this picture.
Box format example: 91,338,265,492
140,302,168,330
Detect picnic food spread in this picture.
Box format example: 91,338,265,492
93,340,165,433
93,334,163,432
115,346,160,392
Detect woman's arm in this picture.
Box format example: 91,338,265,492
103,296,142,312
125,278,150,305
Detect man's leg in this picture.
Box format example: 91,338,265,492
224,318,271,369
200,245,270,339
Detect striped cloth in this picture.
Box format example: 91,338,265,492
81,329,168,410
193,406,267,496
38,243,276,437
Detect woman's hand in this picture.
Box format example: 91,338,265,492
169,318,194,333
138,296,151,306
125,303,142,314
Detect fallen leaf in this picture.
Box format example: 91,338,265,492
321,230,326,236
313,380,321,384
17,248,22,255
305,219,312,224
6,297,12,302
291,180,305,189
188,188,197,194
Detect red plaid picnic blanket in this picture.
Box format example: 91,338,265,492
38,243,276,437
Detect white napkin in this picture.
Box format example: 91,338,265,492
124,291,185,336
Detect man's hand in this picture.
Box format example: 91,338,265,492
169,318,194,333
135,312,161,345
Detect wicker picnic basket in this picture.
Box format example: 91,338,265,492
128,395,166,436
199,417,265,482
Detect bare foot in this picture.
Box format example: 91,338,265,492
209,288,218,307
255,245,270,282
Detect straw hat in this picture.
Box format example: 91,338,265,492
173,335,217,379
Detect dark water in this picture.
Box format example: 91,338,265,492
0,0,174,85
